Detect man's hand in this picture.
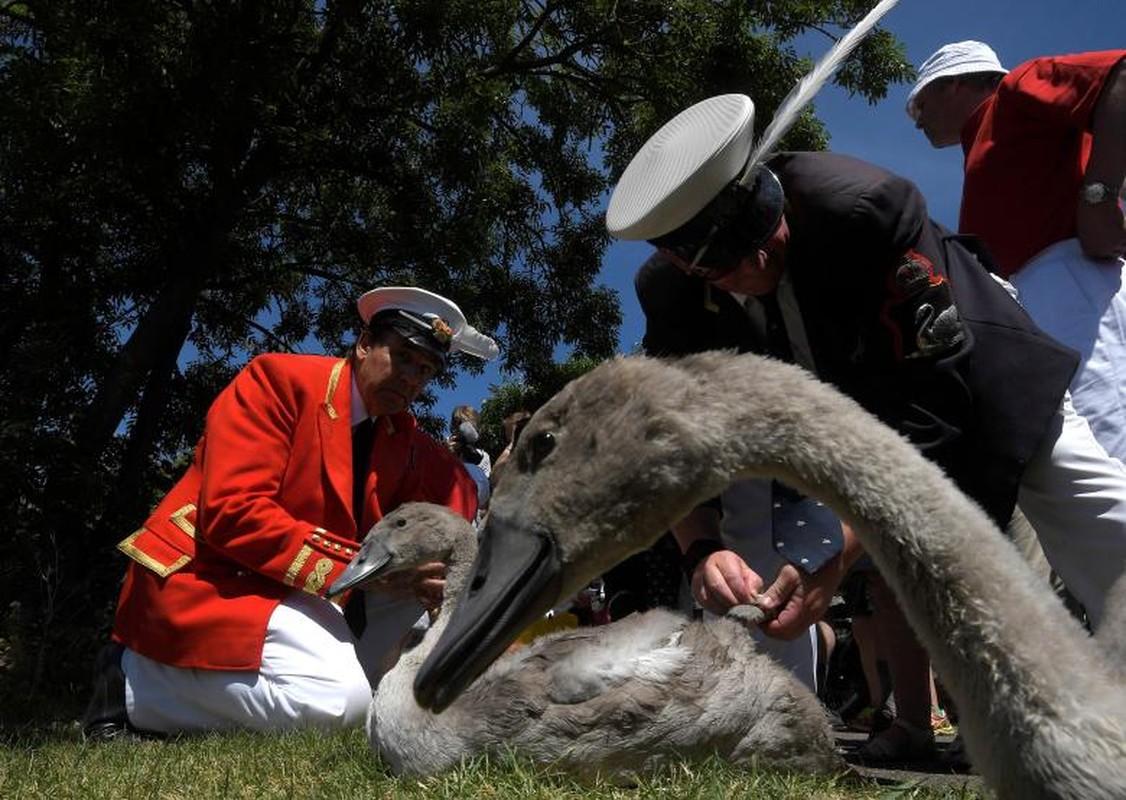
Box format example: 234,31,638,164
693,558,835,641
755,562,841,640
367,561,446,611
689,519,859,639
695,558,843,641
758,519,860,638
690,550,765,616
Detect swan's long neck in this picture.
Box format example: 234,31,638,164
367,534,477,774
679,354,1119,795
388,536,476,672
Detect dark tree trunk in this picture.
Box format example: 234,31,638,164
102,301,197,539
74,269,204,465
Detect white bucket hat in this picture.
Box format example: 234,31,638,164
906,40,1007,120
357,286,499,362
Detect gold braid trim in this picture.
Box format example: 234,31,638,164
323,359,346,420
168,503,198,537
284,545,314,587
117,531,191,578
303,558,334,594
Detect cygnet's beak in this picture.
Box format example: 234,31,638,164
413,515,561,712
325,535,395,599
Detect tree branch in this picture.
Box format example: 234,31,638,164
481,32,602,79
486,0,556,76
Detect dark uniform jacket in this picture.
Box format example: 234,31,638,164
637,151,1078,527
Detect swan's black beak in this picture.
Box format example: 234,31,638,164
325,536,395,599
413,515,561,712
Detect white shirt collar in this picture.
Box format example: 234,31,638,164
350,376,371,428
730,271,818,374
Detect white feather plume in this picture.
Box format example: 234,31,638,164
739,0,901,185
454,326,500,361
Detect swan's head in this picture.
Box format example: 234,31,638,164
415,354,736,711
326,503,472,599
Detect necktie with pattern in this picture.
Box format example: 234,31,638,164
345,417,376,638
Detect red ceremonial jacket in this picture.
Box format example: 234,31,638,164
959,49,1126,276
111,353,477,670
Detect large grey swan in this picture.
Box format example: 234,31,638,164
414,352,1126,800
328,502,843,781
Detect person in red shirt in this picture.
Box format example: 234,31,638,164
908,40,1126,463
83,286,498,739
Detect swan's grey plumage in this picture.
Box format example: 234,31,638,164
416,352,1126,800
338,502,843,781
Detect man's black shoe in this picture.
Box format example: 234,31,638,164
81,642,149,741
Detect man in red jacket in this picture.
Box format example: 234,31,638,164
83,286,497,738
908,41,1126,464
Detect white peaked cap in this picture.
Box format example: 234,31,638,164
357,286,499,361
606,94,756,241
906,40,1007,119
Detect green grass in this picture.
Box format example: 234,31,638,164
0,725,987,800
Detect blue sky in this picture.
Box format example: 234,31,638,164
435,0,1126,428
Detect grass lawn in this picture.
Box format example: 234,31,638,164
0,723,987,800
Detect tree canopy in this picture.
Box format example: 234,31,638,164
0,0,910,709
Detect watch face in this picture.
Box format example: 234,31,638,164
1082,182,1112,204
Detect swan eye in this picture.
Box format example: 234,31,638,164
528,431,556,467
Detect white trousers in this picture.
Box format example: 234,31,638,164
1012,239,1126,465
124,589,424,734
713,478,820,693
1017,393,1126,629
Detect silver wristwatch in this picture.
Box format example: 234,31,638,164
1080,181,1116,205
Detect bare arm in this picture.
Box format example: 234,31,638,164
670,504,722,553
1077,57,1126,261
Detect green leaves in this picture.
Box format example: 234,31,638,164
0,0,910,709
